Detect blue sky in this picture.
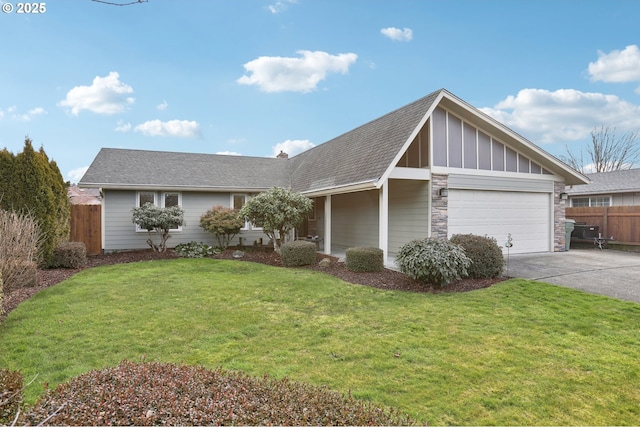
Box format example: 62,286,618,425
2,0,640,182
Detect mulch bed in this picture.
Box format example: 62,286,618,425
2,249,506,321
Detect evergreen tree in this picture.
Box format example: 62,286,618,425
0,149,15,206
4,138,70,266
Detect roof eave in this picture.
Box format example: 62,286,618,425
78,182,275,193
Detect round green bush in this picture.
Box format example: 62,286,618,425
281,240,317,267
345,247,383,272
21,361,413,426
450,234,504,278
396,238,470,287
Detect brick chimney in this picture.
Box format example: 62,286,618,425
276,150,289,159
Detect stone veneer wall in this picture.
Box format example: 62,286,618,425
431,174,448,240
554,180,567,252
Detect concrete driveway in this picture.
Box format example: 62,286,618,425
505,249,640,303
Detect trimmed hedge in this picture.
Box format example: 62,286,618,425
450,234,504,278
51,242,87,269
281,240,317,267
21,361,413,426
396,238,470,287
345,247,384,272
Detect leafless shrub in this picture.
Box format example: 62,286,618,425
0,209,42,291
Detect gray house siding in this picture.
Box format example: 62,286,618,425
331,190,379,252
388,179,429,255
103,190,270,251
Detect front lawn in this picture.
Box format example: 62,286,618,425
1,258,639,425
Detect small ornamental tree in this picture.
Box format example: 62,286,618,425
239,187,313,253
199,206,244,250
132,203,185,252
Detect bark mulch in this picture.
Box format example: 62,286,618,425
2,249,506,321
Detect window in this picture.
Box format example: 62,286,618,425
232,194,261,230
135,191,182,232
571,197,589,207
163,192,180,208
138,191,156,208
591,196,611,207
570,196,611,207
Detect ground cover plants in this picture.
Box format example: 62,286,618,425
1,257,640,425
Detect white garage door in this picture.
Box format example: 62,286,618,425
448,190,551,254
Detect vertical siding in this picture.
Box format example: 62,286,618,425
388,180,429,255
331,190,379,250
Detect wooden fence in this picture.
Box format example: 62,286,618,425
566,206,640,245
70,204,102,255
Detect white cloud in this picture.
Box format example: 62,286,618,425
237,50,358,93
58,72,135,115
114,120,132,132
267,0,297,14
216,151,243,156
272,139,315,157
588,45,640,83
480,88,640,144
380,27,413,42
134,119,201,138
3,106,47,121
67,166,89,183
157,100,168,111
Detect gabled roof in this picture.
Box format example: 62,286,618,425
289,90,440,193
80,148,290,191
566,168,640,195
80,88,588,193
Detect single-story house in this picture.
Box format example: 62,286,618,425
79,88,588,265
565,168,640,207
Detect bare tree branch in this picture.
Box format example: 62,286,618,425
90,0,148,6
563,125,640,173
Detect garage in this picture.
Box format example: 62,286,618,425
448,189,552,254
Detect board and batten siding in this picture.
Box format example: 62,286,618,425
388,179,430,255
330,190,379,251
103,190,268,251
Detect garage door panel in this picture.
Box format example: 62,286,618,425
448,190,550,254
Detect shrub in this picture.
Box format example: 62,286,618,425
132,203,185,253
281,240,317,267
396,238,471,287
174,241,219,258
239,187,313,253
345,247,384,272
0,270,3,316
51,242,87,268
199,206,244,250
0,368,23,425
1,259,37,292
450,234,504,278
0,139,70,267
0,209,41,290
21,361,412,426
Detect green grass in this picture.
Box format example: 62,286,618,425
1,258,640,425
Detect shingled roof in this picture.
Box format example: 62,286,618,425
289,90,440,193
80,88,587,192
566,168,640,195
80,149,291,190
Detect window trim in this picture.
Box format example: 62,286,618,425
135,191,183,232
570,195,612,207
232,193,262,231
